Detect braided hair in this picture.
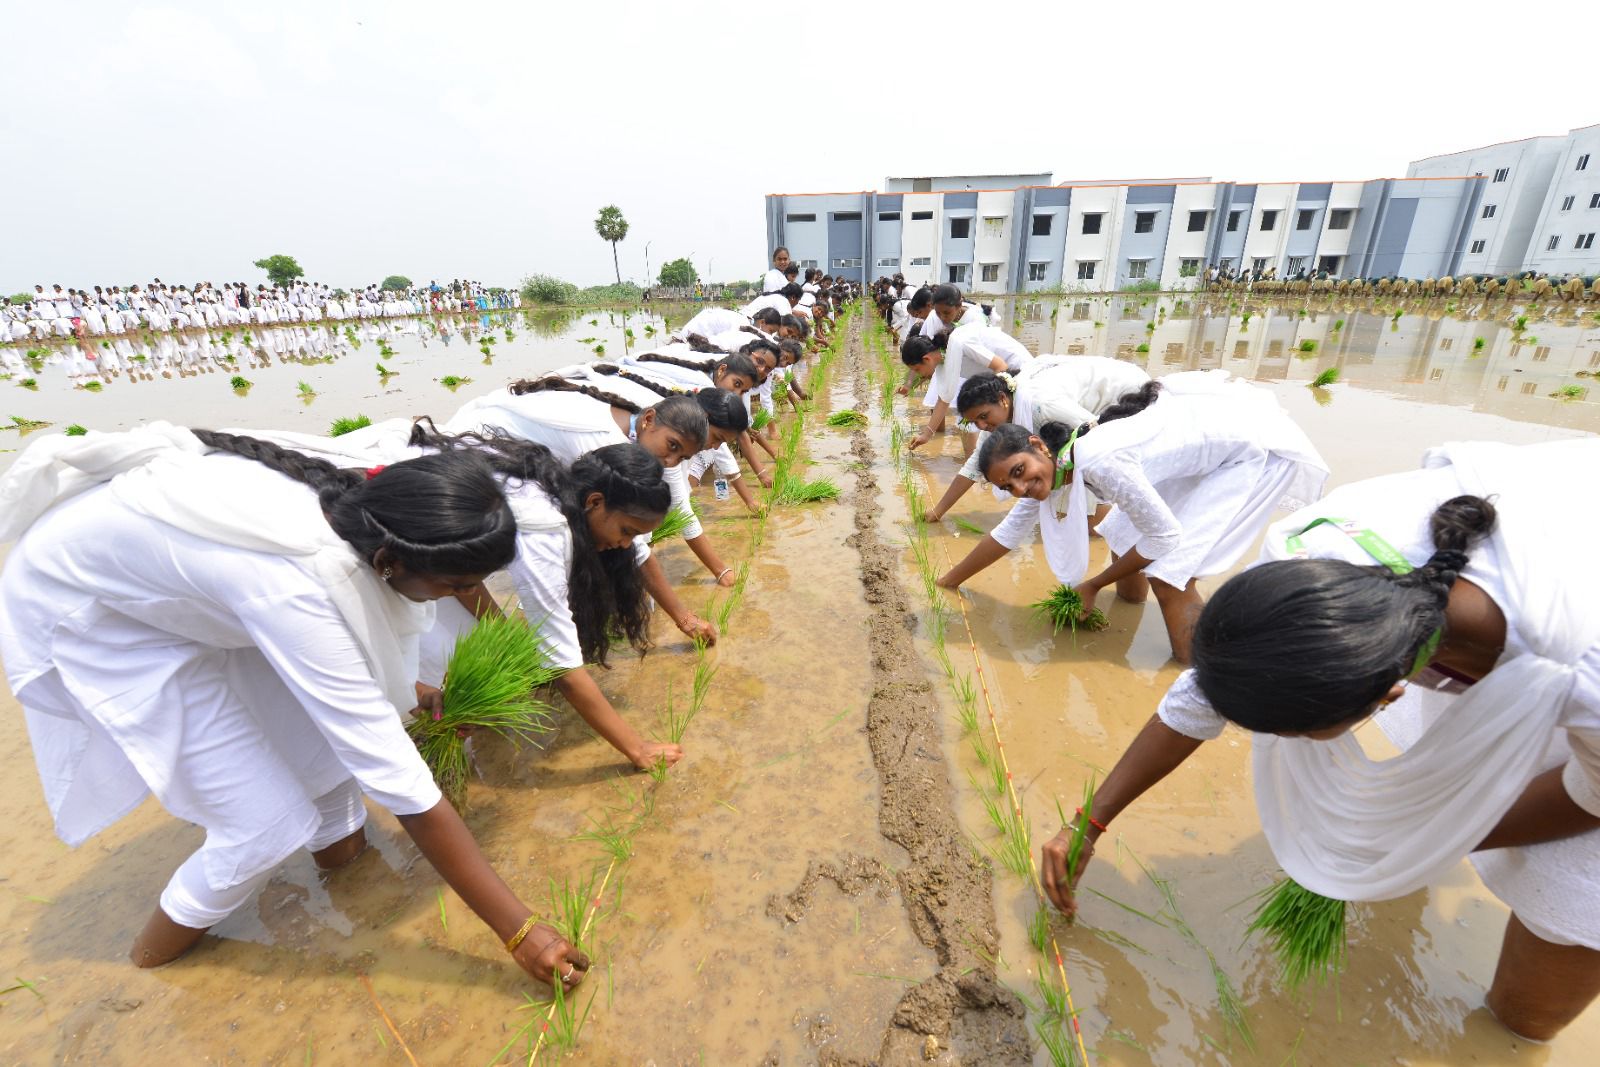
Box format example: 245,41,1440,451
955,371,1013,416
1191,495,1498,733
403,424,670,665
635,350,759,387
191,429,515,577
506,377,708,452
592,363,682,397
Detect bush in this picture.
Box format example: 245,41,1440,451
580,282,644,303
520,273,580,304
1123,279,1162,294
9,292,31,306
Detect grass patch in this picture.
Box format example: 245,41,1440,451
1245,876,1348,990
329,414,372,437
1030,584,1108,635
407,615,559,808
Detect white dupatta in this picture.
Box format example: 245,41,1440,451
1251,439,1600,901
0,423,432,716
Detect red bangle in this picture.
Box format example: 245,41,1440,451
1076,808,1107,834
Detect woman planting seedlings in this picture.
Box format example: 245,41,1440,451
445,373,738,610
942,373,1327,663
901,323,1032,451
1044,439,1600,1044
0,425,589,987
609,350,773,487
406,427,684,774
920,357,1152,526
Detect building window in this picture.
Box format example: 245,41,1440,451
1430,368,1444,381
1520,381,1538,395
798,259,819,269
911,211,933,221
1549,235,1562,251
909,257,931,266
983,216,1005,238
1028,262,1049,281
877,257,899,268
1496,376,1509,391
949,217,971,239
1318,255,1342,274
878,211,901,221
1287,256,1306,274
832,212,861,221
1578,233,1597,250
1127,259,1149,280
946,263,969,283
1134,211,1157,234
1440,337,1454,350
1179,258,1201,277
1470,239,1487,253
980,263,1001,283
831,257,862,269
1482,204,1497,219
1260,210,1278,231
1219,257,1234,271
1251,257,1269,275
1234,340,1250,358
1268,340,1285,358
1081,213,1102,235
785,213,816,222
1076,260,1096,280
1592,193,1600,209
1296,209,1315,231
1591,350,1600,368
1533,345,1551,362
1072,302,1090,320
1328,209,1353,230
1563,196,1576,211
1579,153,1591,171
1032,214,1054,236
1493,167,1510,182
1187,211,1208,232
1226,210,1242,232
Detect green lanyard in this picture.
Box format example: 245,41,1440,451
1051,428,1081,491
1284,516,1443,677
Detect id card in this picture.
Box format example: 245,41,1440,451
713,478,730,501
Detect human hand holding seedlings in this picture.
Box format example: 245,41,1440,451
554,669,684,771
676,612,718,644
908,426,934,451
509,924,590,988
1040,826,1098,919
1071,580,1103,620
411,682,477,738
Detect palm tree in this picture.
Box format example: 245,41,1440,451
594,205,629,286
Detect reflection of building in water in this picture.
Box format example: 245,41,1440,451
990,295,1596,428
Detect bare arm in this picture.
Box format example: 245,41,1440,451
1475,766,1600,851
554,668,683,771
684,532,735,588
396,801,588,984
737,431,773,485
639,553,716,644
453,581,503,620
909,398,950,450
1040,715,1205,915
936,533,1010,588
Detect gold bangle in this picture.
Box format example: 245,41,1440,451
505,914,540,954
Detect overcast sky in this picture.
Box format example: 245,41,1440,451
3,1,1593,293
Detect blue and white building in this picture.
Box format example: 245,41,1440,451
764,125,1600,290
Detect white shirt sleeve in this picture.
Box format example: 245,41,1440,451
235,592,443,814
1156,669,1229,740
1084,454,1182,559
663,463,703,540
506,527,586,670
988,497,1040,550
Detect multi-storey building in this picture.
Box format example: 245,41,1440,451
765,125,1600,289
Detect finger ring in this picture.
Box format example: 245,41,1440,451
562,965,575,981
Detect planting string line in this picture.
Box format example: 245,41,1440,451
936,538,1092,1067
359,972,422,1067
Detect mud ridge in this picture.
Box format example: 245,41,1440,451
827,316,1029,1066
766,853,896,924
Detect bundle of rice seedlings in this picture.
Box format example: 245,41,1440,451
826,409,868,428
750,408,772,432
65,424,88,436
407,615,559,808
228,375,252,390
1030,584,1108,635
1310,367,1340,388
329,414,372,437
1245,876,1348,990
770,465,840,506
649,506,696,544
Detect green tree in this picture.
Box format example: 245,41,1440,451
380,275,412,292
594,205,629,285
658,257,698,289
10,292,31,305
253,254,304,288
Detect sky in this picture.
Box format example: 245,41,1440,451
2,1,1594,293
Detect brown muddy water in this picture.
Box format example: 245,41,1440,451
1,297,1597,1065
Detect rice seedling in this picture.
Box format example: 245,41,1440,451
1240,311,1252,328
1297,339,1317,353
952,516,985,536
649,506,696,544
1310,367,1340,388
1472,336,1486,351
951,673,979,734
573,811,636,864
1055,780,1099,890
1245,876,1348,991
1333,318,1344,331
1030,585,1108,636
329,414,372,437
229,375,252,390
1,976,44,1000
406,615,559,808
80,381,102,392
6,415,49,431
1392,310,1403,323
503,329,515,342
1035,1017,1080,1067
1553,384,1587,400
297,380,317,398
1514,314,1528,330
436,887,448,934
1028,905,1051,954
1523,335,1539,346
64,424,87,436
592,343,606,356
689,640,716,714
750,408,772,432
376,340,395,358
439,375,472,390
643,324,656,337
548,871,597,949
826,409,868,428
1135,343,1150,353
17,378,36,390
770,471,840,506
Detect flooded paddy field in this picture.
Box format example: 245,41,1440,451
2,295,1598,1064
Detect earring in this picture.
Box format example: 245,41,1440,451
381,567,393,581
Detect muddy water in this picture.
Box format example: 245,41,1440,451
1,296,1598,1064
